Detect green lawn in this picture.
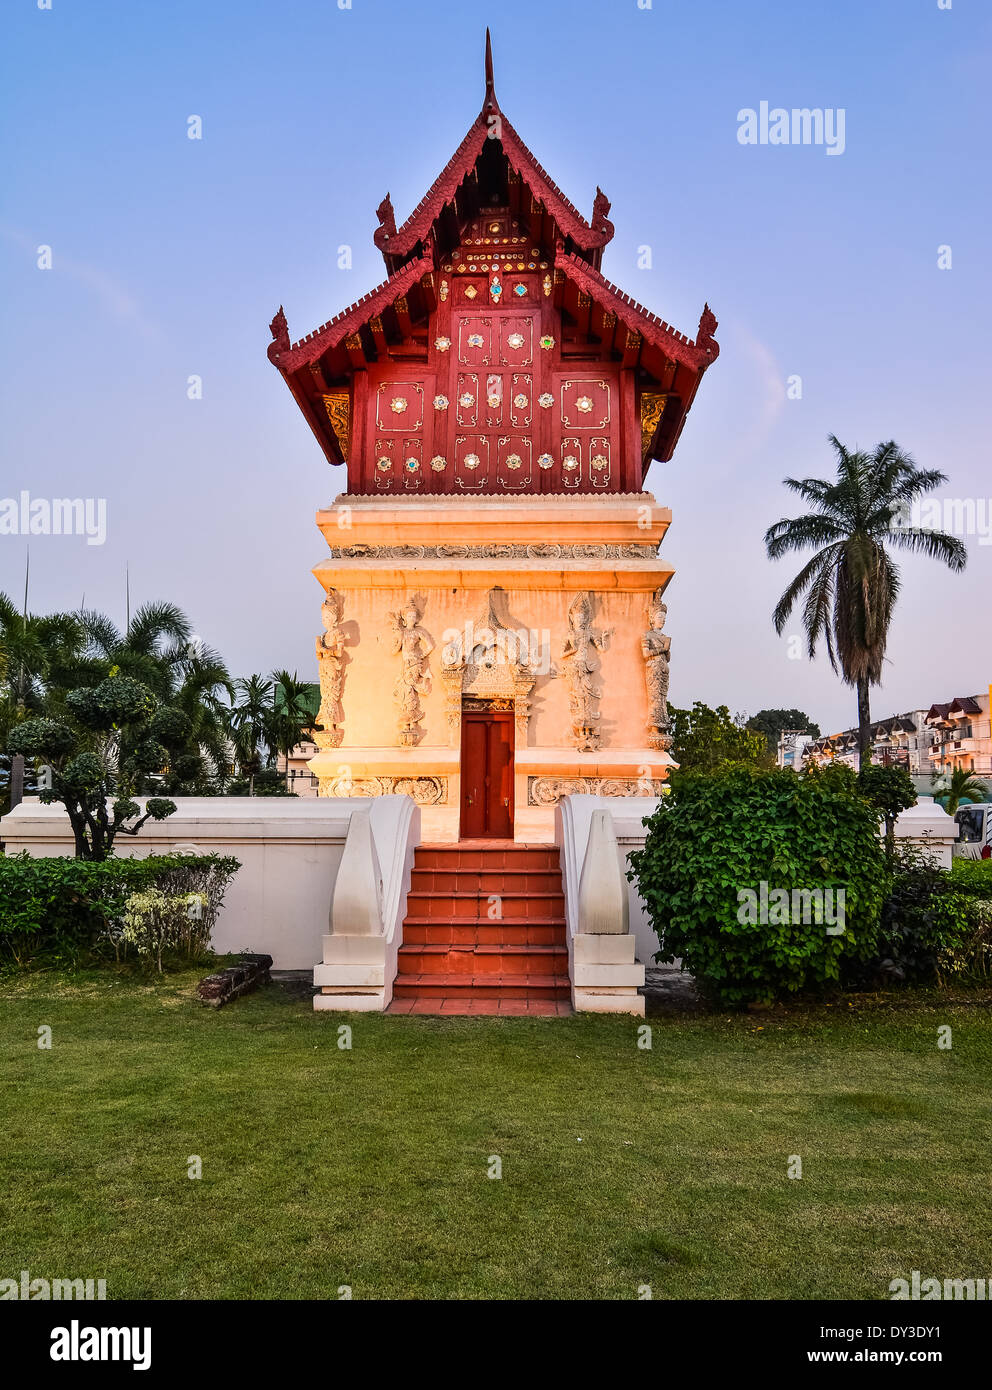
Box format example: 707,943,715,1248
1,968,990,1300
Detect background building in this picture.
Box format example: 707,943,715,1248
926,692,992,777
801,688,991,788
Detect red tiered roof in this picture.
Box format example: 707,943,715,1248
268,30,718,491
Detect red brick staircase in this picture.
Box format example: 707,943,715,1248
387,842,572,1015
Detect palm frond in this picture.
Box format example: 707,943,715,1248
887,526,968,571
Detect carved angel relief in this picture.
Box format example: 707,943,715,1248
561,592,612,751
315,589,349,749
642,589,671,751
387,595,435,746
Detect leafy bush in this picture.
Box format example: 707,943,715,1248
840,852,992,988
628,765,887,1006
842,843,971,987
944,858,992,979
119,888,208,974
948,856,992,901
0,853,240,969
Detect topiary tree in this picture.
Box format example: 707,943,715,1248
628,764,888,1006
7,675,178,860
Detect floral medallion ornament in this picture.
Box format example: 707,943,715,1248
433,394,449,410
464,285,478,300
538,453,554,469
539,392,554,408
467,332,485,348
404,456,420,473
506,331,525,349
434,336,451,352
487,393,501,409
513,283,527,297
576,396,594,413
376,456,391,472
591,454,609,471
563,455,579,471
505,453,523,470
540,335,555,351
463,453,481,470
390,396,408,414
459,391,476,408
430,455,447,472
513,392,528,409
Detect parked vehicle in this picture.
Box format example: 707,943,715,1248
953,803,992,859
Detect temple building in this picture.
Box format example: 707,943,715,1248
267,32,719,843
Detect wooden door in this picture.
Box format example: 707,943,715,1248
459,710,514,839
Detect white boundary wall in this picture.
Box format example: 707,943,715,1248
0,796,418,971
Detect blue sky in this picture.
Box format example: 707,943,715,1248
2,0,989,733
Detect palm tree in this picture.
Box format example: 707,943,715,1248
0,592,87,710
227,675,275,795
933,767,989,816
77,601,194,698
765,437,967,767
0,593,87,808
269,670,318,791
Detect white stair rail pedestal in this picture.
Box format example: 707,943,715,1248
314,796,419,1012
558,798,645,1016
892,797,959,870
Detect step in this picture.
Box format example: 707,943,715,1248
410,867,564,894
391,972,571,1001
387,998,572,1016
405,890,565,921
402,919,566,947
414,844,561,872
397,944,568,977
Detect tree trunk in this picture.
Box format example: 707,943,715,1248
857,677,872,772
9,753,24,810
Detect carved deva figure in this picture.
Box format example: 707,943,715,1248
388,596,435,746
642,589,671,751
560,592,612,751
315,589,348,749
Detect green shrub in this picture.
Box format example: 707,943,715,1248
842,843,972,987
944,858,992,979
0,854,240,969
628,765,887,1007
949,856,992,900
119,888,204,974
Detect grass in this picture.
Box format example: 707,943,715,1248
1,967,991,1300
